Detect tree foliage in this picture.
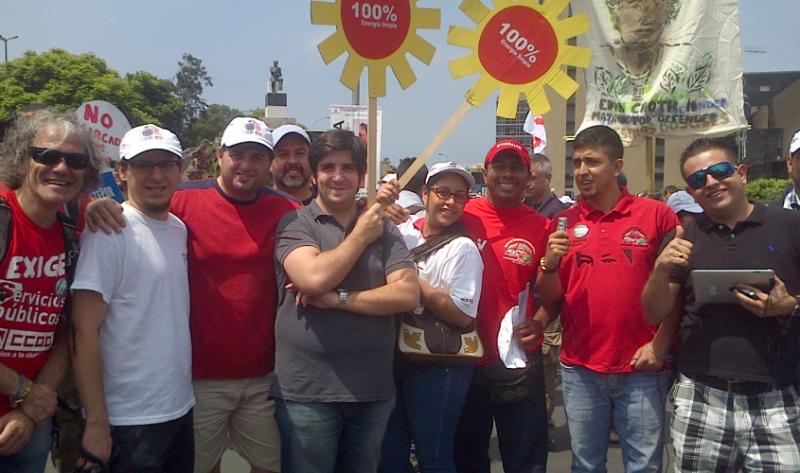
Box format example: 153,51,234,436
380,157,396,177
125,71,184,133
745,178,790,203
0,48,186,133
184,103,241,148
0,48,253,152
175,53,213,122
0,49,141,122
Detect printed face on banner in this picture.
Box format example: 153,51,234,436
577,0,747,145
616,0,670,50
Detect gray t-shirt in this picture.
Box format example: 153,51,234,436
273,201,414,402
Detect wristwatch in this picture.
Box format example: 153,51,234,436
337,289,349,310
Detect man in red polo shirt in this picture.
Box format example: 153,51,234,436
453,140,551,473
537,125,680,473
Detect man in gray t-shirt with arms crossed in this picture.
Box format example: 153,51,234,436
273,129,418,473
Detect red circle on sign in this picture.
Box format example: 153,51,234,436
478,6,558,85
341,0,411,60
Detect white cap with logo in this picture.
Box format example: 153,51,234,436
272,124,311,148
220,117,273,150
119,124,183,161
426,161,475,188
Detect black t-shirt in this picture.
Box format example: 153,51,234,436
673,203,800,383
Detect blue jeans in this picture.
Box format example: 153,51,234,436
379,362,473,473
561,363,672,473
454,350,548,473
275,398,395,473
0,419,51,473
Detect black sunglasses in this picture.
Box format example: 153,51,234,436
685,161,736,189
28,147,90,170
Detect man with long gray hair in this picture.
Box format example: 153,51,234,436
0,109,100,473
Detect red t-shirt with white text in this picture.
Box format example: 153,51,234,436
462,197,548,366
0,191,66,415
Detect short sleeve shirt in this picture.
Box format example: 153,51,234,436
554,190,678,373
170,180,300,379
0,191,65,416
673,203,800,383
461,198,549,365
398,216,483,318
71,203,194,425
273,201,415,402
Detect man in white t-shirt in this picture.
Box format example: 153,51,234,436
71,124,194,472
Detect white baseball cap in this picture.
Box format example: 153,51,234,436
272,124,311,148
220,117,273,150
790,130,800,156
426,162,475,189
119,124,183,161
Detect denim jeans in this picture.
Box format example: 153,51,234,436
275,398,395,473
379,362,473,473
454,349,548,473
561,363,672,473
109,410,194,473
0,419,51,473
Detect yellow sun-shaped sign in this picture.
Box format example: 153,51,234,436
311,0,441,98
448,0,591,118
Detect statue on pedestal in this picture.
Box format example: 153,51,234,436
269,60,283,93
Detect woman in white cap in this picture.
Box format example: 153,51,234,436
379,162,483,473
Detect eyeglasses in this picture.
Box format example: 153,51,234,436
128,159,181,172
28,147,90,170
429,187,469,203
685,162,736,189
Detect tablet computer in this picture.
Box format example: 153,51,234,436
689,269,774,304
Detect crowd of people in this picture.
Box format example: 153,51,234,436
0,107,799,473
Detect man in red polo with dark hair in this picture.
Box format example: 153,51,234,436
537,125,680,473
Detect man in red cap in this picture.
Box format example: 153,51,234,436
453,140,551,473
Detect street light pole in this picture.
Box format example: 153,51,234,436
0,35,19,63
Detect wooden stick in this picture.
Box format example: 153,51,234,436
398,101,473,189
644,135,655,196
367,97,378,202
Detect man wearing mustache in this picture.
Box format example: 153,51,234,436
270,125,314,206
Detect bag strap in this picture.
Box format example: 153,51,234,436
409,221,467,262
0,196,12,265
56,212,80,354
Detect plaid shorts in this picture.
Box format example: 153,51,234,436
670,374,800,472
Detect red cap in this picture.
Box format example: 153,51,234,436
484,140,531,168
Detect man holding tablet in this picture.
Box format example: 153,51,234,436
643,136,800,473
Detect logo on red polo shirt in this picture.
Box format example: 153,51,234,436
503,238,535,267
621,227,648,247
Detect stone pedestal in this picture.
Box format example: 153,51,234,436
265,92,288,118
